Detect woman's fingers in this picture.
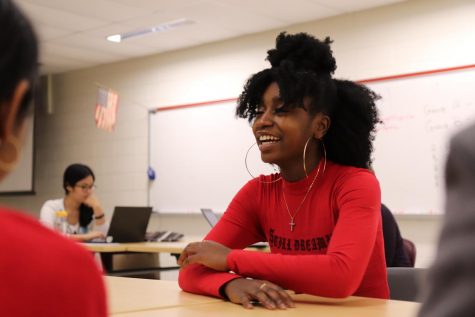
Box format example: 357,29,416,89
178,241,231,271
177,242,200,266
255,289,277,309
177,244,193,266
261,287,285,309
279,289,295,308
224,278,295,310
254,282,295,310
177,251,187,266
262,285,295,309
239,294,254,309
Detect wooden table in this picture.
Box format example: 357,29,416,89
85,239,270,276
84,237,267,254
125,241,192,254
107,277,420,317
83,243,129,253
106,276,222,314
84,236,201,254
84,238,203,275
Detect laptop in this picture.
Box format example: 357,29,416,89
200,208,268,248
201,208,220,227
90,206,152,243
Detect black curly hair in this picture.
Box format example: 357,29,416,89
236,32,380,168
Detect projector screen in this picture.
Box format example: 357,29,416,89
0,115,35,194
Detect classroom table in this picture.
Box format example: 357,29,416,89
84,237,268,254
125,241,193,254
106,276,222,314
83,236,202,254
107,277,420,317
83,237,203,275
83,243,129,253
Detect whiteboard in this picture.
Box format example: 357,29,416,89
149,66,475,214
149,102,276,213
0,116,35,194
369,67,475,214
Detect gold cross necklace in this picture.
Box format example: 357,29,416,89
282,158,325,232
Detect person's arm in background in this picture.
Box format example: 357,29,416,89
419,125,475,317
381,204,411,267
393,227,411,267
84,194,109,235
381,204,396,266
67,231,105,242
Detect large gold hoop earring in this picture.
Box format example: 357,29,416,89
302,136,314,178
320,139,327,175
0,135,21,173
244,142,282,184
303,137,327,178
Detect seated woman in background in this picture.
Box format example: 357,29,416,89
178,32,388,310
0,1,107,315
40,163,108,241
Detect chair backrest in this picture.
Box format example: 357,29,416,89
387,267,427,302
403,238,416,267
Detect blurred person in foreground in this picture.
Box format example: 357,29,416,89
0,1,107,316
419,122,475,317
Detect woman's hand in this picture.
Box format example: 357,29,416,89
224,278,295,310
83,193,101,211
85,231,106,240
67,231,105,242
178,240,231,271
84,231,105,241
83,194,105,223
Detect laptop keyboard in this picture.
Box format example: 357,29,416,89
145,231,184,242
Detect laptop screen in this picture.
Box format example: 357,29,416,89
107,206,152,243
200,208,219,227
200,208,268,248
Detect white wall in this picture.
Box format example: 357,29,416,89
1,0,473,267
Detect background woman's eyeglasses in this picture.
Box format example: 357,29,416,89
75,184,97,191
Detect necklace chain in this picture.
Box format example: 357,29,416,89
282,158,325,232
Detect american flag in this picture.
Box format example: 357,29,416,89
95,88,118,132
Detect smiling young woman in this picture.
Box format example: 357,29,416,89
177,32,386,310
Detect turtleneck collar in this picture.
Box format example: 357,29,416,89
282,159,328,195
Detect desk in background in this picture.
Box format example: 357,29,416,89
84,239,267,279
84,237,268,254
107,277,420,317
83,237,202,277
83,236,201,254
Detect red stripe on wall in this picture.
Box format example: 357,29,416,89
152,64,475,112
358,64,475,84
153,97,237,112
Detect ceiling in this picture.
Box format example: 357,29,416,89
15,0,407,74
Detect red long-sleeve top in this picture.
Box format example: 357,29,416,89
179,161,389,299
